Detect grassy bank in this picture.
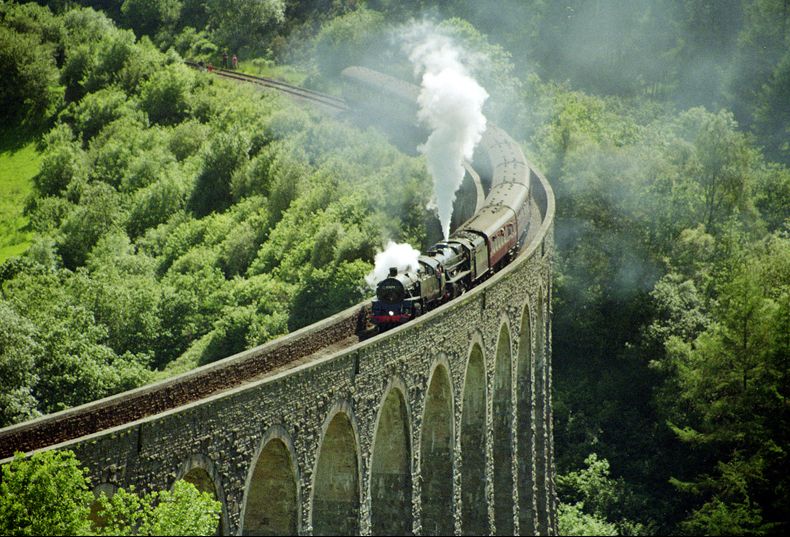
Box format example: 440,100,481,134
0,128,41,263
236,58,309,86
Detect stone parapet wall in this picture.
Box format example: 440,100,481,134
0,303,365,460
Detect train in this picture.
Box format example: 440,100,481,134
371,175,531,329
341,66,534,331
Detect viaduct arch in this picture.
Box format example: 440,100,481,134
0,68,557,535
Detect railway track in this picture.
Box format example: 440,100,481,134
185,61,349,112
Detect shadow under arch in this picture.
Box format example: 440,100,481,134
311,402,362,536
240,425,300,536
535,287,550,535
176,453,229,535
89,483,118,530
517,299,536,535
369,378,413,536
461,335,488,536
420,357,455,536
493,320,514,535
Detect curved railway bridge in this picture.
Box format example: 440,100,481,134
0,66,557,536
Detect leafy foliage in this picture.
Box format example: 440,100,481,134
312,8,386,79
93,479,221,536
525,47,789,534
202,0,285,52
0,450,220,536
0,451,92,536
0,302,42,430
558,502,618,537
556,454,646,535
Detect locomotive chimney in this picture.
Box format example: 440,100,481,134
389,267,398,277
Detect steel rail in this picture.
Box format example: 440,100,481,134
185,61,348,111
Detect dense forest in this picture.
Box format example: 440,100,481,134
1,0,788,535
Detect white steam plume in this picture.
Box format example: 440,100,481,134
366,241,421,288
405,24,489,240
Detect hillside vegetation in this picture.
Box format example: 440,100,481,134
1,1,788,535
0,2,431,426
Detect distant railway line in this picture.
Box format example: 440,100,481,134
185,61,348,112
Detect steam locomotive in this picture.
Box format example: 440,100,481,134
340,65,534,331
371,174,531,330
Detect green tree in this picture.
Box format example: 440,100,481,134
73,232,164,357
60,86,141,144
168,118,210,161
0,302,42,428
127,172,191,238
659,231,790,535
57,181,124,268
753,50,790,165
171,26,217,62
729,0,790,129
0,2,64,124
288,260,369,330
0,450,221,536
3,268,151,414
33,123,87,197
0,451,93,536
680,109,757,230
86,115,166,191
752,162,790,232
312,8,386,78
138,62,195,125
204,0,285,51
58,13,158,102
0,26,62,125
120,0,182,38
189,129,251,216
94,479,221,536
556,453,646,535
558,502,618,537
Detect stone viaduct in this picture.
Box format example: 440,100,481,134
0,68,557,536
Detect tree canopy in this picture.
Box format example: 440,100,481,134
0,450,221,536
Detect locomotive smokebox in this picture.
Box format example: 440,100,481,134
389,267,398,277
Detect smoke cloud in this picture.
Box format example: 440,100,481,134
404,23,489,240
365,240,421,288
